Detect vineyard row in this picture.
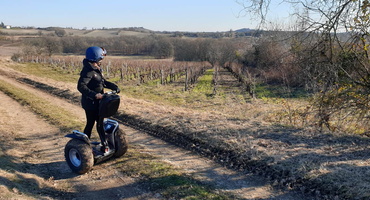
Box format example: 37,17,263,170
15,55,212,91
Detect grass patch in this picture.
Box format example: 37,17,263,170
193,69,214,95
6,62,79,83
114,146,234,200
255,84,309,98
122,68,226,109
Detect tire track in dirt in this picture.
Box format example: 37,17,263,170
0,62,311,199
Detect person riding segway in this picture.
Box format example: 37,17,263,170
64,46,128,174
77,46,119,154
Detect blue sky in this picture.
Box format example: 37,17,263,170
1,0,293,32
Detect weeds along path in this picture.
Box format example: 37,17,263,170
0,61,311,199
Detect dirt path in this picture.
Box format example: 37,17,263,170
0,74,157,199
0,59,311,199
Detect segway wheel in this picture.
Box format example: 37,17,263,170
64,139,94,174
113,128,128,158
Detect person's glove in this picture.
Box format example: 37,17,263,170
115,88,121,94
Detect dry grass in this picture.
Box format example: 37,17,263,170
117,94,370,199
117,67,370,199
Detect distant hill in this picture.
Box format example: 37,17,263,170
0,26,257,38
0,27,160,38
235,28,253,33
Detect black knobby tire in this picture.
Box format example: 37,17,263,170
64,139,94,174
113,128,128,158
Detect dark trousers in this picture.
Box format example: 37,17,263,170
83,109,99,138
83,109,107,146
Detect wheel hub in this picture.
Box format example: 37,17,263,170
69,148,81,167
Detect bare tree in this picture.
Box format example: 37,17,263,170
54,28,66,37
239,0,370,132
150,36,174,59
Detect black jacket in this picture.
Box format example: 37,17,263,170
77,59,118,110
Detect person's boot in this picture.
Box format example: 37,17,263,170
101,144,114,155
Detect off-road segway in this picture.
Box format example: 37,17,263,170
64,91,128,174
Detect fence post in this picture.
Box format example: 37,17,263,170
137,68,141,85
185,67,189,91
160,68,164,85
120,63,125,81
106,61,111,78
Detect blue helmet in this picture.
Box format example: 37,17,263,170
85,46,107,62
